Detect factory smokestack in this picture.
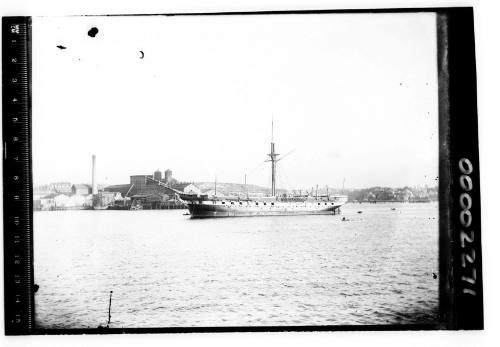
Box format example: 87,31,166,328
92,154,97,195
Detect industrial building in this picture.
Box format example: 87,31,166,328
104,169,196,209
72,184,92,195
33,155,197,210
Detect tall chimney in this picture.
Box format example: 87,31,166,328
92,154,97,194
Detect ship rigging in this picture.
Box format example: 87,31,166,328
174,121,348,218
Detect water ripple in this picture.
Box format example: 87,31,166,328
34,202,439,328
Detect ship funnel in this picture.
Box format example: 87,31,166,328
92,154,97,194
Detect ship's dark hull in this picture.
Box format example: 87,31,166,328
186,202,343,218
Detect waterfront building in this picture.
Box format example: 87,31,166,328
130,175,154,191
164,169,173,183
102,170,190,209
84,194,93,207
54,194,70,208
39,193,57,210
93,191,116,208
154,170,162,182
52,182,72,194
103,184,132,198
67,194,87,207
72,184,92,195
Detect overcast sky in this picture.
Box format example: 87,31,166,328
33,13,438,189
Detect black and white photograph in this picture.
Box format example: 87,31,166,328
28,11,444,330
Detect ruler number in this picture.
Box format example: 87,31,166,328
5,18,32,333
10,24,20,34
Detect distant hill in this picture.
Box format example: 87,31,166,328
343,186,438,202
35,180,438,202
194,182,438,202
195,182,286,195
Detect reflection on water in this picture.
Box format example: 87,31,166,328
34,202,439,328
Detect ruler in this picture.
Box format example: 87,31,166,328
2,17,34,335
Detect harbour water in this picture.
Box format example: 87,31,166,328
34,202,439,328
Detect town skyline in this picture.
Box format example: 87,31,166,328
34,173,439,192
34,177,438,208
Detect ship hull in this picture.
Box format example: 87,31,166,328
186,201,345,218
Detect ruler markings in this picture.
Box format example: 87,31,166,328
3,17,33,335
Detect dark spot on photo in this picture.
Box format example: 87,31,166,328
88,27,99,38
56,45,67,50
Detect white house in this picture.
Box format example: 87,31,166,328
40,193,57,210
84,194,93,207
54,194,70,208
67,194,86,207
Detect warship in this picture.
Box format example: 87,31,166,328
174,123,348,218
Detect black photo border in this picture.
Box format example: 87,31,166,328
2,6,482,335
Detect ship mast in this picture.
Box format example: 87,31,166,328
268,119,279,196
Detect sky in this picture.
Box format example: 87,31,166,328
32,12,439,189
